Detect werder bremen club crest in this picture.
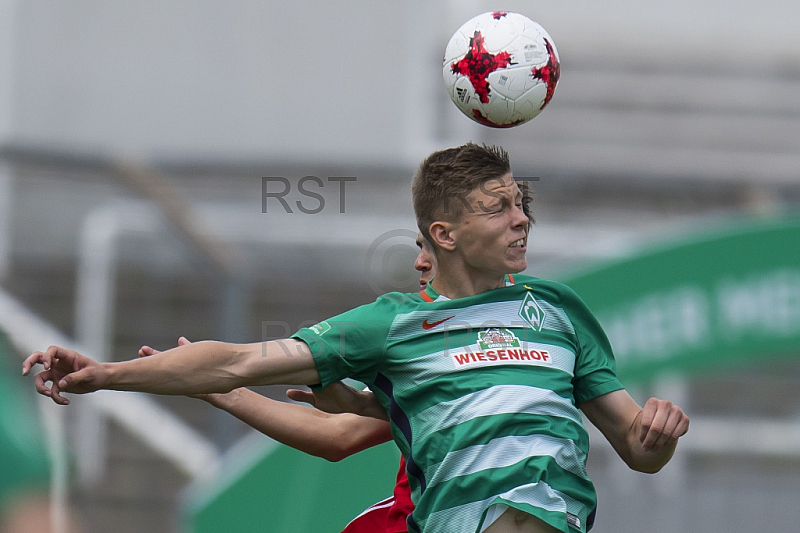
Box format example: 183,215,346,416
519,291,546,331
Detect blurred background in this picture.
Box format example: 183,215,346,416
1,1,799,532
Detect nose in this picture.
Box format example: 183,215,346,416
511,203,528,230
415,255,432,275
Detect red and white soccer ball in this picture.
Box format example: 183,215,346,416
443,11,560,128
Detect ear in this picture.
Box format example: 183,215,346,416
428,221,457,252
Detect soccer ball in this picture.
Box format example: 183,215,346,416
443,11,560,128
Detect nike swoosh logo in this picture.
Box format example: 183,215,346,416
422,315,456,330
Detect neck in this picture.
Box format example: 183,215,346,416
430,258,507,299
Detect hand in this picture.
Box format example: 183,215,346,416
138,336,192,357
138,337,216,401
22,345,108,405
638,397,690,452
287,381,387,420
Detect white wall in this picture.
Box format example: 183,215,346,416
0,0,18,141
12,1,433,163
6,1,800,171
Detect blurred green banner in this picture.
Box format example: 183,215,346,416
183,439,400,533
560,212,800,383
0,332,50,511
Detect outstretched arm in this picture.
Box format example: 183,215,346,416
22,339,320,405
206,388,391,461
138,339,391,461
580,389,689,474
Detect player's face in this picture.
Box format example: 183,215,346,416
414,233,437,291
454,172,528,278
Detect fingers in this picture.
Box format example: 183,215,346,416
638,398,656,445
23,347,56,374
652,408,687,449
640,398,669,450
22,345,76,375
32,369,71,405
22,351,45,375
33,370,53,396
24,345,102,406
139,346,158,357
48,375,71,406
139,336,190,357
286,389,316,406
639,397,689,451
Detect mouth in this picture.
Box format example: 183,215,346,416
509,238,526,249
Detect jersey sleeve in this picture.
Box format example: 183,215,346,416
560,284,625,404
291,297,396,388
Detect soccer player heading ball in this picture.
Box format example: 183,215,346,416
25,143,689,533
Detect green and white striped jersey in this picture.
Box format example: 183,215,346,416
293,274,623,533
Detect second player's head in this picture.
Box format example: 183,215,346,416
414,232,437,291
